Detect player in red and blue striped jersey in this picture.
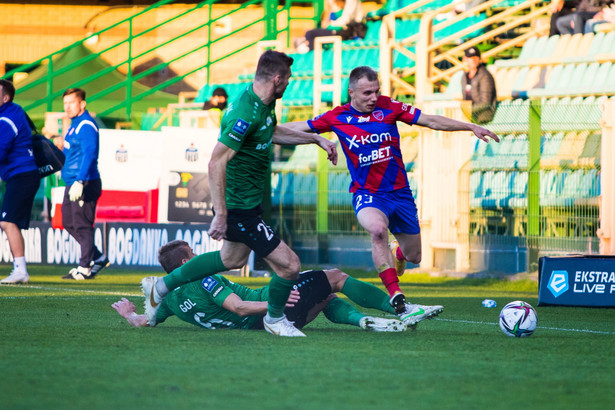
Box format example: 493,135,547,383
286,66,499,327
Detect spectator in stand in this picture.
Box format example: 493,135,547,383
202,87,228,111
550,0,580,36
461,46,497,124
296,0,365,53
556,0,607,34
584,1,615,32
202,87,228,127
0,79,40,285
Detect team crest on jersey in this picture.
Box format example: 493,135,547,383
373,110,384,121
202,277,219,292
232,119,250,136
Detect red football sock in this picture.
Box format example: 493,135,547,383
379,267,402,297
395,246,404,261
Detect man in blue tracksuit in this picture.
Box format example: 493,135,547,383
0,79,40,284
61,88,108,280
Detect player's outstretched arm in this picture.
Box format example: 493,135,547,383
112,298,149,327
415,113,500,143
221,289,300,317
273,125,338,165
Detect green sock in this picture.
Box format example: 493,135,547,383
323,297,365,327
267,273,296,319
341,276,396,314
163,250,226,290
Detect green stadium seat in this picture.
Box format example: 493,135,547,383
293,173,317,206
579,130,601,167
597,30,615,54
540,169,566,205
481,171,508,208
507,171,529,208
471,171,494,207
564,32,605,63
541,131,565,160
496,35,558,68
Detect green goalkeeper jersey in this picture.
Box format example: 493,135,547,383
156,274,269,329
218,84,277,210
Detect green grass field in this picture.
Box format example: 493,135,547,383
1,266,614,409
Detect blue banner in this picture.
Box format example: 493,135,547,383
538,256,615,307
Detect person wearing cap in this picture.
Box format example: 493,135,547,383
461,46,497,125
202,87,228,127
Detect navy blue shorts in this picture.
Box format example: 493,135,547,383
352,186,420,235
225,206,282,257
0,170,40,229
250,270,332,330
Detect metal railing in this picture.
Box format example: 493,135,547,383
3,0,323,120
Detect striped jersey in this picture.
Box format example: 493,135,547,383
307,95,420,193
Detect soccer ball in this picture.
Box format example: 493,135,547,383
498,301,537,337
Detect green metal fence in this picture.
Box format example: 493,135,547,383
2,0,323,121
468,96,605,271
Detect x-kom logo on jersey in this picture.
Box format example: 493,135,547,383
346,135,360,149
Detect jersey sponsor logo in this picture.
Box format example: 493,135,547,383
346,132,393,150
256,138,273,150
373,110,384,121
201,276,219,292
402,103,409,111
358,116,370,123
359,146,392,166
212,287,223,298
346,115,353,123
409,106,415,115
232,119,250,136
227,132,241,142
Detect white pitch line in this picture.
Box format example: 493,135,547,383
1,284,141,297
435,318,615,335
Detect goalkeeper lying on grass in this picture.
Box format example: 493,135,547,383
112,240,407,333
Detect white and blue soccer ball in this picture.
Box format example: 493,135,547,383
498,301,537,337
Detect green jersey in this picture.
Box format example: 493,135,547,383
218,84,277,210
156,274,269,330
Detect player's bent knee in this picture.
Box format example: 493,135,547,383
407,253,421,264
324,268,348,292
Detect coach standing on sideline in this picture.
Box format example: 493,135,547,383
61,88,109,280
0,79,40,284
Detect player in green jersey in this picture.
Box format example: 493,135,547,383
140,50,337,337
118,240,406,332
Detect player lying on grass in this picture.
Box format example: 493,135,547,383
113,240,411,333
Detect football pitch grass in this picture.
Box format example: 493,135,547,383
1,266,614,410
